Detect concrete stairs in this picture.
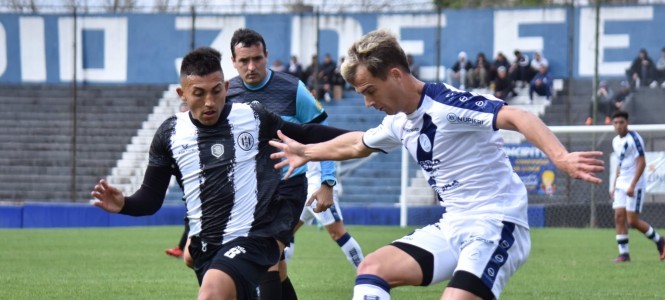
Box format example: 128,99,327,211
0,84,167,202
105,85,181,198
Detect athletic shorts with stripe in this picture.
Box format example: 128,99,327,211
392,217,530,299
612,186,646,213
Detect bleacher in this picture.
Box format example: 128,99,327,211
318,95,403,205
0,84,168,203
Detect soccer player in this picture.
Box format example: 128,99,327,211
610,110,665,262
90,47,348,300
226,28,363,299
283,161,364,268
269,30,605,300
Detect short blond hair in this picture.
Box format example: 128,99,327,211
341,29,410,85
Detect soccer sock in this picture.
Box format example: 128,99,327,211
353,274,391,300
644,226,662,243
283,237,295,263
177,229,187,250
259,271,281,300
281,276,298,300
336,232,364,268
616,234,629,254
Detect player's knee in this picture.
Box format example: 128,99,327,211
614,211,626,223
356,253,383,275
327,228,346,241
184,255,194,269
626,214,640,226
326,221,347,241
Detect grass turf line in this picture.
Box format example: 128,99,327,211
0,226,662,299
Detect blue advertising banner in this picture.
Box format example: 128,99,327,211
505,143,557,196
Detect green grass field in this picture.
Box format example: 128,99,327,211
1,225,662,299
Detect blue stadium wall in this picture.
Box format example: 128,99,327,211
0,203,546,228
0,4,663,84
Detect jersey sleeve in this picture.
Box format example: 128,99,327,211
251,101,285,138
148,117,177,168
317,118,336,182
295,81,326,124
362,115,403,153
631,132,645,156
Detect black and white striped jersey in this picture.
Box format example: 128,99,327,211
149,101,286,245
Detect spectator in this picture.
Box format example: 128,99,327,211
510,50,531,87
530,52,549,75
304,54,319,95
467,52,491,89
331,56,346,101
654,47,665,87
491,52,511,82
270,59,286,72
286,55,304,82
446,51,472,89
318,53,337,102
585,81,615,125
529,64,553,102
407,54,420,80
613,80,633,111
492,66,517,100
625,48,655,88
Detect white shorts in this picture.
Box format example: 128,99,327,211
300,191,343,226
613,187,646,213
393,217,531,299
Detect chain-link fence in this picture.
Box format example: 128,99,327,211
530,126,665,228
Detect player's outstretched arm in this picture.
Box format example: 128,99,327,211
91,166,171,216
269,130,373,179
496,105,605,184
90,179,125,213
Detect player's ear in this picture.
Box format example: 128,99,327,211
389,67,402,81
224,80,229,91
176,86,185,100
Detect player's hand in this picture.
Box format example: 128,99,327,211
269,130,310,179
627,186,635,197
307,184,334,213
90,179,125,213
553,151,605,184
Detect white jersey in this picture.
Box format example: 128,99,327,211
612,131,646,189
362,83,528,228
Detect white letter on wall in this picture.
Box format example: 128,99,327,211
578,6,653,77
493,8,566,61
0,22,6,78
59,17,128,82
175,16,246,79
377,13,445,81
20,17,46,82
290,15,363,68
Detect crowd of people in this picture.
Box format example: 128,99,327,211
584,47,665,126
625,47,665,89
270,53,347,103
275,47,556,105
445,49,553,102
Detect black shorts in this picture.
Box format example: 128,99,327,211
277,174,308,236
189,236,280,299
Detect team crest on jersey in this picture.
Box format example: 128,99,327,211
237,132,254,151
211,144,224,158
418,134,432,152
